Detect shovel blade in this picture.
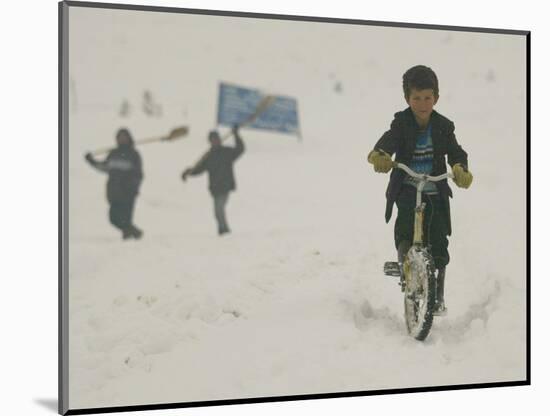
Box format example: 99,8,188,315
166,126,189,141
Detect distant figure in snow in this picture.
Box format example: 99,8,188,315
119,99,131,117
142,89,162,117
367,65,473,315
85,128,144,240
181,125,244,235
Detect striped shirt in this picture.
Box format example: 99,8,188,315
403,124,438,194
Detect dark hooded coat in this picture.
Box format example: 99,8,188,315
88,140,143,203
189,134,245,196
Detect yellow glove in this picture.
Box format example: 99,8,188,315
368,149,393,173
452,164,473,189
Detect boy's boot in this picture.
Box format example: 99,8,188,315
433,267,447,316
397,240,411,291
397,240,411,264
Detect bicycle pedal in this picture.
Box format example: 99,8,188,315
384,261,401,277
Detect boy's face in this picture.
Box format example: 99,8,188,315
406,88,438,127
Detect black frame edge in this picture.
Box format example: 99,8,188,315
58,2,63,414
65,380,529,415
63,0,529,36
59,1,70,415
525,31,531,385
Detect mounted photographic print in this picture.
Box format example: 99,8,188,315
59,1,530,414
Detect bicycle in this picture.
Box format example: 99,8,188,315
383,162,454,341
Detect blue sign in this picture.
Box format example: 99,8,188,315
217,82,300,136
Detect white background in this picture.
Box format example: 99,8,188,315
0,0,544,415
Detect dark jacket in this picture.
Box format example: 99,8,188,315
190,134,245,196
373,107,468,235
88,144,143,202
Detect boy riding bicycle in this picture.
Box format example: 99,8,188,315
367,65,473,315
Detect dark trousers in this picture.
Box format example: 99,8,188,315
394,186,450,269
213,192,230,233
109,198,135,232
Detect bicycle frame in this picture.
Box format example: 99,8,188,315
380,162,455,339
393,162,454,245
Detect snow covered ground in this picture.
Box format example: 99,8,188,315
66,6,527,410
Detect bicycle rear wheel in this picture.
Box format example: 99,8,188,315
403,247,436,341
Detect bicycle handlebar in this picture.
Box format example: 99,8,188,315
393,162,454,182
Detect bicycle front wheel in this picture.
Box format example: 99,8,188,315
403,247,436,341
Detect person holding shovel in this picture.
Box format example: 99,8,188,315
181,125,244,235
85,128,144,240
